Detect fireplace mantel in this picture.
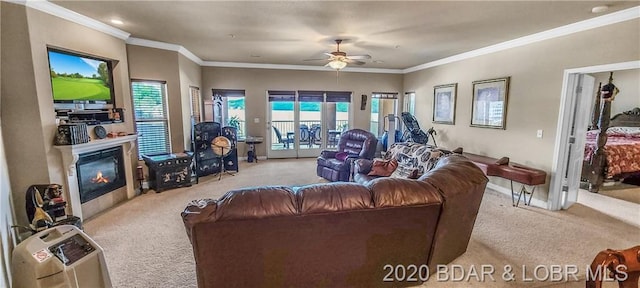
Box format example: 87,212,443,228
54,135,137,220
54,135,137,176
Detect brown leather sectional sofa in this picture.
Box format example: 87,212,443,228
182,155,488,288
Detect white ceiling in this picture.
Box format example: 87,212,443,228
50,1,640,70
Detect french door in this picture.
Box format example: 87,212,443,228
266,91,351,159
558,74,595,209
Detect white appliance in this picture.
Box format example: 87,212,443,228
12,225,112,288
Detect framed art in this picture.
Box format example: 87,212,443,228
433,83,457,125
471,77,510,129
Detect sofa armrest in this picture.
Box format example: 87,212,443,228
354,159,373,174
181,198,218,243
320,150,337,159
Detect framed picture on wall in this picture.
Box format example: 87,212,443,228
471,77,510,129
433,83,457,125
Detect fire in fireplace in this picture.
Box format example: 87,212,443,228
76,146,126,203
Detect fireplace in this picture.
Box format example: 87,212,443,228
76,146,126,203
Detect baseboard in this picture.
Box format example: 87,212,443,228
486,182,548,209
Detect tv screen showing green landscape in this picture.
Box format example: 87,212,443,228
48,49,114,103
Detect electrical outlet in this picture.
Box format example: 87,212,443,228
254,118,260,123
537,129,543,138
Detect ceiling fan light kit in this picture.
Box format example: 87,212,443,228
328,59,348,70
306,39,372,71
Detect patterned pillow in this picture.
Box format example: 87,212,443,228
390,165,419,179
390,153,420,179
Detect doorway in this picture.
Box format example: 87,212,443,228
266,91,351,159
549,60,640,211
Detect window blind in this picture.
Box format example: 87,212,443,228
297,90,324,102
372,92,398,99
189,86,201,124
326,91,352,102
131,80,170,157
268,90,295,102
212,89,245,98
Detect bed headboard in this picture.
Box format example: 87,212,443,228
610,107,640,127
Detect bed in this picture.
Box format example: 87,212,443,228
582,106,640,192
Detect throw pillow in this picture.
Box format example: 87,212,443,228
335,152,348,161
367,158,398,177
390,165,420,179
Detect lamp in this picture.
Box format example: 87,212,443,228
328,59,347,70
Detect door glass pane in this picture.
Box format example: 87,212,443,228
370,98,380,136
270,101,294,150
225,96,245,139
325,102,349,148
299,101,322,149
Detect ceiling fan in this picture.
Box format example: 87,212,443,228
306,39,371,70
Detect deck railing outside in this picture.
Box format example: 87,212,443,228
270,120,348,149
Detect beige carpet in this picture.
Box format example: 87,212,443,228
84,159,640,288
599,183,640,204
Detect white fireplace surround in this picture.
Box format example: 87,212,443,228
54,135,137,221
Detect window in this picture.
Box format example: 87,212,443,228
370,92,398,136
189,86,201,125
131,80,170,157
404,92,415,115
213,89,246,140
370,97,380,135
402,92,416,132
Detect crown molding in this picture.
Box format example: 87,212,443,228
126,39,402,73
565,60,640,74
125,38,204,65
13,0,131,40
201,61,404,74
404,5,640,74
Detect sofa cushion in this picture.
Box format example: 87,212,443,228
368,158,398,177
367,177,443,208
296,183,373,214
216,186,298,220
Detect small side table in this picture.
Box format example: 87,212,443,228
245,136,263,162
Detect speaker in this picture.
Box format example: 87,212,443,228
193,122,221,176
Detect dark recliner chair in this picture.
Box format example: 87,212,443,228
316,128,378,182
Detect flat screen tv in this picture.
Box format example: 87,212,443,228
47,48,115,107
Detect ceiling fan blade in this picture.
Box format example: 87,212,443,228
303,58,329,61
323,52,335,57
347,54,371,60
346,59,366,65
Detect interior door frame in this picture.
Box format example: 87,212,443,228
548,60,640,211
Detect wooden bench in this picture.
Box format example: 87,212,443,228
453,148,547,207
